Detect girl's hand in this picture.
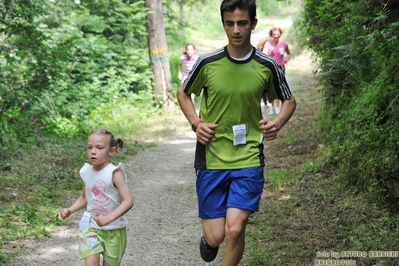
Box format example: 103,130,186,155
60,208,72,220
268,49,275,56
94,215,111,227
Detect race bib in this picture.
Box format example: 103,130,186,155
233,124,247,146
79,211,91,232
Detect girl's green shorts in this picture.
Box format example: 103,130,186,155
79,228,127,266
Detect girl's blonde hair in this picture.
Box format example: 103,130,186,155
269,26,283,37
89,128,124,150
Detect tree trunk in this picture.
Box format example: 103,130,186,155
145,0,174,109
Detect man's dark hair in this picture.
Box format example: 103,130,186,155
220,0,257,23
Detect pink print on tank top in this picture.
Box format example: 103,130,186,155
92,180,109,217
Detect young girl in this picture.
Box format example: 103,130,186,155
60,128,134,266
178,43,199,103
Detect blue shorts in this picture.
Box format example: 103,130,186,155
196,167,265,219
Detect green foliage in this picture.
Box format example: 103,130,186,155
0,201,59,246
0,0,307,147
165,0,224,42
0,0,57,145
0,252,14,263
300,0,399,203
266,168,296,191
257,0,283,15
0,0,152,143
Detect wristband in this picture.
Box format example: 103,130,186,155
191,120,203,132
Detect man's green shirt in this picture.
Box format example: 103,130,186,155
184,46,292,170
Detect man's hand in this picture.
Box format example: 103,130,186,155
196,123,218,145
259,119,278,141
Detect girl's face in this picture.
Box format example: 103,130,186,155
86,133,116,171
186,45,196,57
272,30,281,41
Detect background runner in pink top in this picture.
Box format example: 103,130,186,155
261,26,291,115
178,43,199,103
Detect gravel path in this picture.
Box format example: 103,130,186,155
6,118,218,265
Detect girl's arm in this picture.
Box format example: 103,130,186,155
263,41,273,56
178,59,183,81
258,40,265,51
285,43,291,63
60,184,87,220
94,169,134,227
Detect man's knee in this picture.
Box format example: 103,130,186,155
225,210,251,241
207,233,225,247
202,218,226,247
205,227,225,247
225,222,246,240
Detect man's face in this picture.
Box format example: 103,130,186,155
223,9,257,48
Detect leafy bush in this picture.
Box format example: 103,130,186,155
300,0,399,205
0,0,152,142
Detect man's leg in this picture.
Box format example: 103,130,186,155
197,169,232,262
200,217,225,262
222,208,252,266
202,217,226,247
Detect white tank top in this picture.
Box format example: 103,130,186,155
80,162,128,230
